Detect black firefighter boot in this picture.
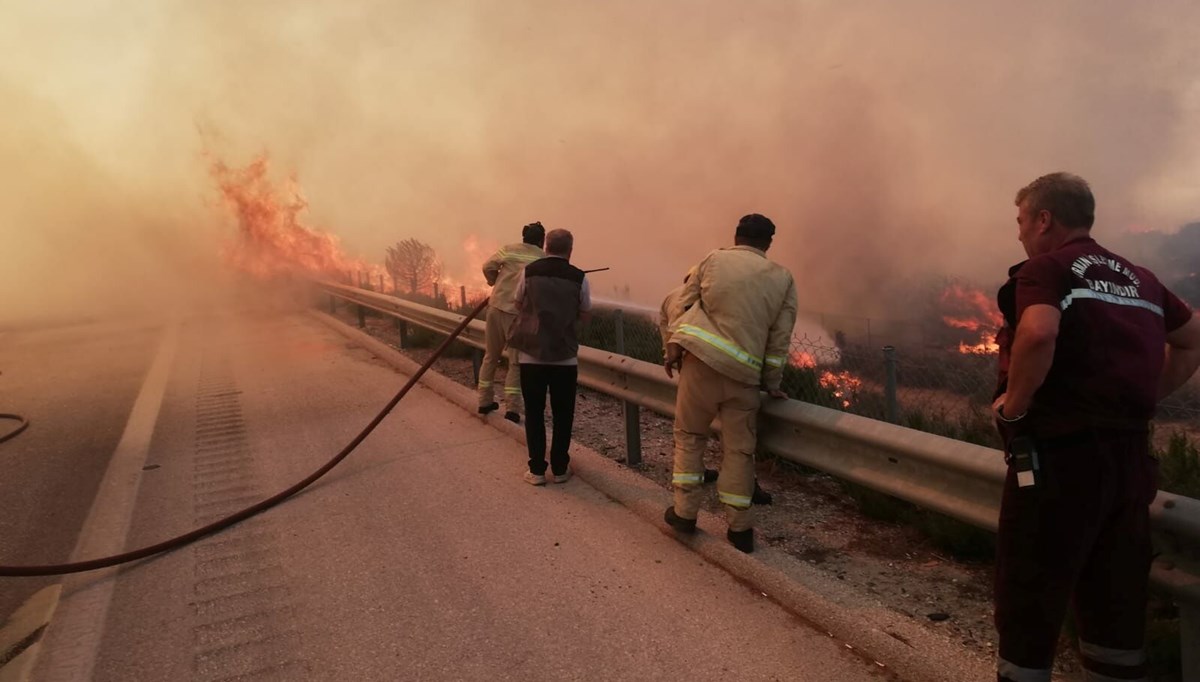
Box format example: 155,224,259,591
727,528,754,553
663,507,697,534
752,479,773,505
478,402,499,415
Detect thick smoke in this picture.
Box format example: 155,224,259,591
2,1,1197,327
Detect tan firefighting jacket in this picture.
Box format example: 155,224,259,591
667,246,798,391
482,242,544,314
658,267,699,343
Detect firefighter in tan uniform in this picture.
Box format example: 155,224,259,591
478,222,545,423
657,268,696,342
661,214,798,553
660,269,774,504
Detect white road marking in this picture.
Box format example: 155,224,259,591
0,586,62,682
33,324,179,682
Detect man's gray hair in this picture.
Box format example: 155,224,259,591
545,228,574,256
1015,172,1095,229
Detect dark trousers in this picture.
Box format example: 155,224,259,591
995,430,1157,682
519,363,578,476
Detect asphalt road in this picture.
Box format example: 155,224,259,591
4,312,892,681
0,320,159,623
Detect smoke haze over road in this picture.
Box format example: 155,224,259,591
3,1,1198,325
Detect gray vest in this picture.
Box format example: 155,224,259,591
508,257,584,362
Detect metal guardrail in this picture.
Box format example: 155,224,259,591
320,281,1200,675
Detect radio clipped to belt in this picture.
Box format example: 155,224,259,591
1006,436,1041,488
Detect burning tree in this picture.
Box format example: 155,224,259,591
386,239,443,295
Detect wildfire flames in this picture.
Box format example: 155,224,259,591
448,235,496,302
788,349,862,409
789,350,817,369
211,155,380,282
940,283,1002,355
819,370,862,408
211,154,490,301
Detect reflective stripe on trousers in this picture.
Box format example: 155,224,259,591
718,491,752,509
1078,640,1147,682
997,658,1050,682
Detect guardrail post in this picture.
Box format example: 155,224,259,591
397,319,408,348
614,310,643,466
1183,602,1199,682
357,304,366,329
883,345,899,424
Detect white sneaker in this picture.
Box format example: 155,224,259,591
523,471,546,486
553,470,573,484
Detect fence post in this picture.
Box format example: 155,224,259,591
357,304,366,328
433,282,440,303
460,285,467,310
614,310,643,467
883,345,898,424
378,274,384,293
1183,602,1199,682
397,319,408,348
615,309,624,355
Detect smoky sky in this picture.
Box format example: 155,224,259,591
2,0,1198,326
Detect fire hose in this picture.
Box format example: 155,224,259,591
0,414,28,444
0,298,489,577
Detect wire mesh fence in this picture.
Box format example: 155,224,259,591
583,299,1200,450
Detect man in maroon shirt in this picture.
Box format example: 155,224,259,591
991,173,1200,682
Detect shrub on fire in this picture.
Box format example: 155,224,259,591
779,363,856,413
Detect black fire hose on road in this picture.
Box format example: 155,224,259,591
0,414,28,444
0,299,489,577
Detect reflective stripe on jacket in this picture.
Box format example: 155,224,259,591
482,242,544,314
667,246,797,390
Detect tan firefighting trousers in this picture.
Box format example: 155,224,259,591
477,307,523,413
672,353,759,532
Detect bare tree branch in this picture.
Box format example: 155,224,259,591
385,238,443,295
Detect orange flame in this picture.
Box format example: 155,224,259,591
940,283,1002,355
958,333,1000,355
439,235,496,303
820,370,862,409
789,350,817,369
211,155,381,283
